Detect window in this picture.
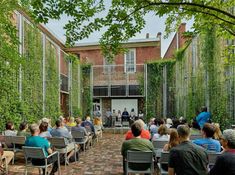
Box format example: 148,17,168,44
124,49,136,73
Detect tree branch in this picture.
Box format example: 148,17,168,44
218,24,235,36
181,8,235,25
147,1,235,20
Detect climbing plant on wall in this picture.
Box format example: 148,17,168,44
0,5,23,130
81,64,92,118
143,59,175,121
66,54,81,117
201,28,230,129
22,20,43,123
45,39,61,120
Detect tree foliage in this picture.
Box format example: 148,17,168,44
23,0,235,59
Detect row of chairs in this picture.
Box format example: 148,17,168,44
0,129,103,174
125,150,221,175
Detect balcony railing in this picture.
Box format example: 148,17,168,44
92,64,145,97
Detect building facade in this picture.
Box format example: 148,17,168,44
66,35,162,120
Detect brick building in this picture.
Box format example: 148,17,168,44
66,34,162,119
163,23,187,59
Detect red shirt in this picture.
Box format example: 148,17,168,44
125,130,151,140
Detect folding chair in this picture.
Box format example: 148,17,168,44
22,146,61,175
158,151,169,175
48,137,77,167
125,151,154,175
11,136,26,164
208,152,221,170
152,140,168,158
71,130,90,152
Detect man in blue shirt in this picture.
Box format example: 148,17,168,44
196,106,211,129
193,123,221,152
25,124,58,175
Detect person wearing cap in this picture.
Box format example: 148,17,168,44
41,117,53,132
209,129,235,175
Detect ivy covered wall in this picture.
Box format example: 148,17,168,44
142,28,234,129
0,11,82,130
175,28,234,129
144,60,175,121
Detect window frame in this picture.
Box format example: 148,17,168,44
124,48,136,73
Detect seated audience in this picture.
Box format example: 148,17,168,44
25,124,58,175
51,120,76,159
152,124,169,141
81,116,95,134
212,123,222,140
121,120,155,173
170,118,180,129
166,118,173,128
41,117,53,132
168,125,208,175
58,116,69,131
190,119,201,135
39,122,52,138
17,122,30,137
161,128,179,171
71,118,92,149
179,116,187,125
125,119,150,140
51,120,72,139
163,129,179,151
209,129,235,175
149,118,157,137
67,117,76,127
3,121,17,136
193,123,221,152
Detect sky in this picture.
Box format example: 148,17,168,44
46,12,193,57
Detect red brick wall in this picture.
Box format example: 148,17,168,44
163,23,186,59
79,45,161,65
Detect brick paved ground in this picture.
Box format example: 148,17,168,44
7,132,159,175
8,133,125,175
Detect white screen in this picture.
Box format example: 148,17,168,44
111,99,138,114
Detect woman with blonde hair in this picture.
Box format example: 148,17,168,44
152,124,169,141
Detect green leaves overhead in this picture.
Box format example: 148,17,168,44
21,0,235,58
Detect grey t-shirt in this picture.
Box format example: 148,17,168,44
169,141,208,175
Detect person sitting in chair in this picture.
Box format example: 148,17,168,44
121,120,155,173
25,124,58,175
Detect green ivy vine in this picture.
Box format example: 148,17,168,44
81,64,92,118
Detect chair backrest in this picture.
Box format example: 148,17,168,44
152,140,168,149
22,146,46,159
71,130,85,139
159,151,170,164
208,152,221,166
0,135,5,143
48,137,67,148
4,136,12,146
190,134,202,140
127,151,153,163
11,136,26,145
